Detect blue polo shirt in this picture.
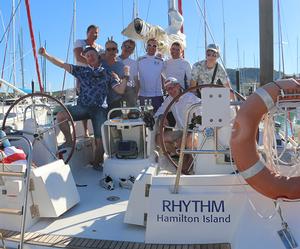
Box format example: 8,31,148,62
101,59,124,104
71,65,119,107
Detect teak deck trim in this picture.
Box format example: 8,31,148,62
0,229,231,249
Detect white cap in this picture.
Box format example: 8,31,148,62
206,43,220,54
164,77,179,87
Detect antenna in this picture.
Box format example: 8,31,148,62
297,36,299,76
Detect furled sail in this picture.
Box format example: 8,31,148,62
121,9,186,55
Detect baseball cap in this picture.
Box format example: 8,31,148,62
164,77,179,87
82,46,98,55
206,43,220,54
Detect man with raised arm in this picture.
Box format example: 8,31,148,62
73,24,104,137
39,46,127,169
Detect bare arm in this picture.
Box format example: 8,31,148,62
111,71,127,95
38,47,71,72
74,47,87,65
113,79,127,94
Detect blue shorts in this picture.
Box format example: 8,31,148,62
67,105,107,138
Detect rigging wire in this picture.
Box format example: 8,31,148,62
61,3,75,93
121,0,125,41
1,20,11,80
194,0,233,89
145,0,152,22
0,0,22,44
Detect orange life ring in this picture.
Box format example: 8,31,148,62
230,78,300,200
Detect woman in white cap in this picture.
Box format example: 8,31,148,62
190,44,230,89
155,77,201,174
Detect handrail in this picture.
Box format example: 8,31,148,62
0,78,27,95
0,135,33,249
173,99,243,194
107,107,142,120
173,102,201,193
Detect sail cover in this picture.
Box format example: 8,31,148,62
121,9,186,55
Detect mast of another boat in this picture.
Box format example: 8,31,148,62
259,0,274,85
222,0,226,67
12,0,17,87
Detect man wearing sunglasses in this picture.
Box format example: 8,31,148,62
101,40,127,112
191,43,230,89
118,39,138,106
155,77,201,174
39,46,127,170
162,41,192,89
137,38,164,112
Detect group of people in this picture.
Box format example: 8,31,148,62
38,24,231,172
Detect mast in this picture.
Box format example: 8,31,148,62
12,0,17,86
222,0,226,67
25,0,44,92
177,0,183,34
203,0,207,51
297,36,299,76
133,0,138,19
259,0,274,85
18,29,25,88
168,0,176,26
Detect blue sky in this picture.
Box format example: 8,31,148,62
0,0,299,92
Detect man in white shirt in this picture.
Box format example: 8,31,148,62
137,38,164,112
118,39,138,106
155,77,201,174
163,41,192,89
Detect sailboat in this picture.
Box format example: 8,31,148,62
1,1,300,249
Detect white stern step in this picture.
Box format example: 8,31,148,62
0,208,22,215
0,171,24,177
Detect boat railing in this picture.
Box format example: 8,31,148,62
173,98,242,193
107,106,143,120
0,135,33,249
0,78,27,96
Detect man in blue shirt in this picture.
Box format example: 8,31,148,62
39,46,127,168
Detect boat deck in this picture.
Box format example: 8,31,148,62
0,156,232,248
0,229,231,249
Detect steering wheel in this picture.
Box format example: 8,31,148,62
1,92,76,164
159,84,245,170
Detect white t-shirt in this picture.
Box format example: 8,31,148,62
162,58,192,89
118,56,138,83
155,92,201,129
74,39,103,66
137,55,164,97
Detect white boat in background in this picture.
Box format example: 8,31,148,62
1,1,300,249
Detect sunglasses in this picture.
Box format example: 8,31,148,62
165,83,178,90
147,44,157,48
106,47,117,52
206,51,217,57
124,45,134,50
